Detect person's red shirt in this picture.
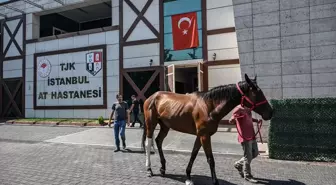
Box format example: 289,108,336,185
230,105,256,143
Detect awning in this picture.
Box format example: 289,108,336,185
0,0,65,18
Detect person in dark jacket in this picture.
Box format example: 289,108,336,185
129,95,143,128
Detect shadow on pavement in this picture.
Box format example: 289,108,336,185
255,178,306,185
164,174,238,185
122,148,155,154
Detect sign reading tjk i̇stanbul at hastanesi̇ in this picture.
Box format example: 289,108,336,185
35,47,105,108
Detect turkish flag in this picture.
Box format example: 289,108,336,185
171,12,199,50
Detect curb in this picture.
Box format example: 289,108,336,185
3,121,240,133
5,120,104,127
45,141,269,158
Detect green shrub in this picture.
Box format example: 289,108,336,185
269,98,336,162
98,116,105,125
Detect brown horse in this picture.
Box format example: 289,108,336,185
141,74,273,185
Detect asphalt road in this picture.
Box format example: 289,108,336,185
0,124,335,185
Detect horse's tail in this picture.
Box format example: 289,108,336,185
141,92,159,154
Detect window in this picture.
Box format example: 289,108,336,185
39,1,112,38
163,0,203,62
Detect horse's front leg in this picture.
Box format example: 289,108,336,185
185,136,201,185
200,135,219,185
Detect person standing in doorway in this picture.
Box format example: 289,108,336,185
108,94,129,152
129,95,143,128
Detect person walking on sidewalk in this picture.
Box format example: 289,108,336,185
129,95,143,128
108,94,129,152
229,104,262,183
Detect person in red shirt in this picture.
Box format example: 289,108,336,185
229,105,261,183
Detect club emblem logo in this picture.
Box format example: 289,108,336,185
86,52,102,76
37,59,52,78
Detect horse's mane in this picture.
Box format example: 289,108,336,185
196,81,249,102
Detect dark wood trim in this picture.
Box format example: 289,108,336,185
123,38,159,46
119,0,124,96
205,59,240,66
0,15,25,118
34,105,107,110
22,14,26,117
123,72,144,100
34,44,107,57
207,27,236,35
123,0,158,42
159,0,164,66
201,0,208,90
160,67,164,91
201,0,208,62
1,78,23,117
3,55,23,61
3,18,23,57
121,66,163,101
33,45,108,110
102,46,107,110
0,19,3,117
119,0,163,96
122,66,162,73
26,39,38,44
25,25,119,44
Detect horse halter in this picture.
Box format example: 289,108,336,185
236,83,268,111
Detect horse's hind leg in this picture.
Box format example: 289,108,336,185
155,122,170,176
144,112,158,177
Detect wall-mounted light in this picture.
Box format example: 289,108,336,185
212,53,217,61
149,59,153,66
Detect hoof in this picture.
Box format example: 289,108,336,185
185,180,194,185
160,168,165,176
147,168,153,177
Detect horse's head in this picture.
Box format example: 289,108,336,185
238,74,273,120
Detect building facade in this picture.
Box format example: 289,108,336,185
234,0,336,99
0,0,242,119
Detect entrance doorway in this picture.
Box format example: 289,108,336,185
174,67,198,94
166,62,204,93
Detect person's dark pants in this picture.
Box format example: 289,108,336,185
131,110,143,127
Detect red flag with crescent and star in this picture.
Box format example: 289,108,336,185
171,12,199,50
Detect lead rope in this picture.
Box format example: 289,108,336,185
233,114,263,144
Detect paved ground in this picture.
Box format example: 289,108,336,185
44,125,248,155
0,124,335,185
2,123,265,155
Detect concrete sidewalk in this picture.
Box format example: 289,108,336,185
44,124,268,156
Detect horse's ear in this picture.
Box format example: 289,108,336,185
245,73,257,90
245,74,252,84
254,75,257,82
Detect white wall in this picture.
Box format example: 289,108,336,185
123,43,160,68
206,0,239,61
208,64,242,120
25,30,119,119
208,64,242,89
122,0,160,68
